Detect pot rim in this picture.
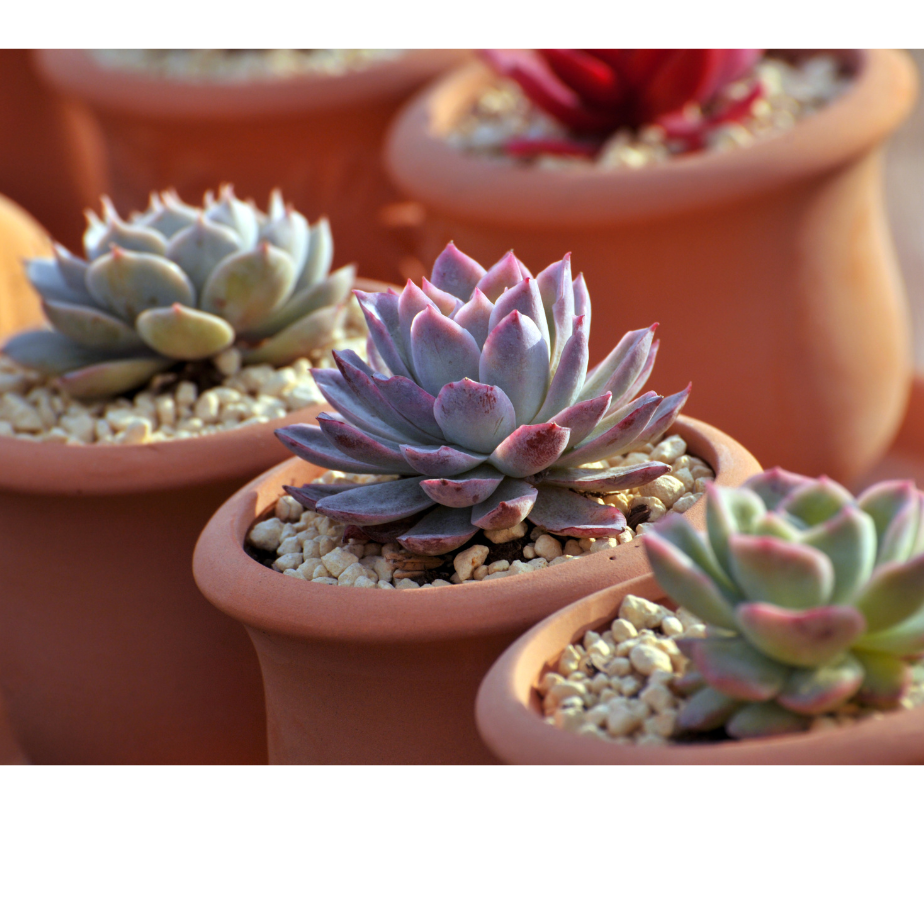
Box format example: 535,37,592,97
384,50,918,226
192,415,761,645
33,50,471,120
0,277,392,496
475,573,924,764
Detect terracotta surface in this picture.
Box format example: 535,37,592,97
34,50,470,282
0,277,389,764
854,373,924,491
385,51,918,485
476,573,924,764
0,689,27,765
193,416,761,765
0,194,52,340
0,50,106,251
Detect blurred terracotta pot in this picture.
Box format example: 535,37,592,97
385,50,918,485
0,50,106,251
476,573,924,764
192,417,760,765
34,49,469,282
0,194,51,340
0,404,339,765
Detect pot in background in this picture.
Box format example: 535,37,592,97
193,417,760,765
34,49,469,283
385,50,918,485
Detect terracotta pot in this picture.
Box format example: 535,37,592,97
476,573,924,764
385,51,918,485
0,688,27,765
0,408,322,765
34,50,470,283
192,416,760,764
0,50,106,251
0,276,389,764
0,194,52,340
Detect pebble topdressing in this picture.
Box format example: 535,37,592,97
249,433,715,590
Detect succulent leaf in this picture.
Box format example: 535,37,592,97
676,686,739,732
477,251,526,302
527,485,626,537
8,187,354,398
398,505,479,556
648,468,924,738
136,304,236,360
678,635,789,702
489,422,571,478
276,423,402,476
316,413,419,474
450,288,494,350
430,242,486,301
776,653,865,715
725,702,810,739
314,476,433,526
733,602,866,668
421,464,504,508
548,392,612,449
470,478,538,529
434,379,517,455
400,444,488,477
57,356,173,398
411,306,481,396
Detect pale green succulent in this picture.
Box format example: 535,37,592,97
3,186,357,397
644,469,924,739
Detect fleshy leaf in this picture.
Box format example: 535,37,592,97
649,513,739,599
86,248,196,324
297,217,334,289
644,532,738,630
397,504,479,555
734,601,865,668
857,480,921,566
853,554,924,633
244,264,355,341
537,460,671,494
275,423,403,476
781,477,855,527
400,444,488,477
199,243,296,333
410,305,481,396
743,468,816,511
547,392,611,448
489,422,570,478
316,476,433,526
136,304,236,360
676,686,739,732
56,356,173,398
562,395,660,466
488,278,549,347
534,315,589,422
242,305,342,367
430,242,486,301
853,650,911,708
434,379,517,455
776,653,865,715
853,610,924,657
316,413,419,474
801,505,877,604
705,484,767,576
476,251,525,302
42,300,143,351
450,288,494,350
165,216,242,295
204,185,259,249
479,310,549,426
283,482,357,510
422,277,462,316
726,534,835,609
678,636,788,702
725,702,810,739
373,373,444,440
258,192,310,270
470,478,538,529
420,464,504,508
527,485,626,537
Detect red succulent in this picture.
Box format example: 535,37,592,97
480,49,764,158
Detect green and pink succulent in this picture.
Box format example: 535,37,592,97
278,243,690,556
3,186,356,398
644,469,924,739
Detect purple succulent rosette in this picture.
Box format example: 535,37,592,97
276,243,690,556
644,469,924,739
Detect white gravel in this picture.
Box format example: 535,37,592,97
447,53,851,168
252,433,715,589
89,49,404,83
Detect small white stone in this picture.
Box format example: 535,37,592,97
248,518,284,551
650,435,687,463
610,618,638,643
534,534,563,561
606,702,643,737
483,521,527,544
395,578,419,589
311,576,338,585
640,683,676,714
670,467,694,492
1,393,43,432
337,562,368,586
283,568,307,581
661,616,684,637
213,348,242,376
631,495,668,522
605,657,632,678
275,495,304,522
693,477,714,494
277,537,302,556
273,552,303,572
630,644,674,676
646,475,686,508
453,545,489,581
619,675,641,697
671,493,702,514
619,594,671,630
557,644,583,676
487,560,509,574
321,548,360,578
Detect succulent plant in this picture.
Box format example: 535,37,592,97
644,469,924,739
2,186,357,398
481,49,764,157
277,243,690,556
